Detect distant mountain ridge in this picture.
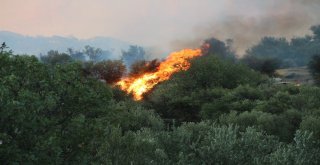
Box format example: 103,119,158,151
0,31,131,58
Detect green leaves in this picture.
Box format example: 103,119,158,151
0,51,114,164
267,131,320,165
1,48,320,164
147,56,266,122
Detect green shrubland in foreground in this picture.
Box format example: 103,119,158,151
0,47,320,164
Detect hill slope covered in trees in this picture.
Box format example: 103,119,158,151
1,43,320,164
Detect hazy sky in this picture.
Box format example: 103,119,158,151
1,0,320,55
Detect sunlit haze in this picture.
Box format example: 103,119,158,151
1,0,320,54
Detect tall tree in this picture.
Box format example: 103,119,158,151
203,37,236,60
121,45,145,68
67,48,86,61
308,54,320,84
92,60,126,84
241,56,280,76
84,45,103,62
40,50,72,65
0,42,9,53
311,25,320,40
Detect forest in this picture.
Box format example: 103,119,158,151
1,25,320,165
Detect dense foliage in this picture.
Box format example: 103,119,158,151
146,55,266,122
241,56,280,76
121,45,145,69
244,25,320,68
1,45,320,164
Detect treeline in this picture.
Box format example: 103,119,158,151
37,45,147,84
37,25,320,78
1,40,320,164
39,45,145,67
243,25,320,69
202,25,320,76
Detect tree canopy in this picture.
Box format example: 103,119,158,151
1,35,320,164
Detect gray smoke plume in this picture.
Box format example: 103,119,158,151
170,0,320,56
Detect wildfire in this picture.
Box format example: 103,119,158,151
116,48,203,100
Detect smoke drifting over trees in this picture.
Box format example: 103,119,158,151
2,0,320,57
171,0,320,55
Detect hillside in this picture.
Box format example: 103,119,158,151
0,31,131,58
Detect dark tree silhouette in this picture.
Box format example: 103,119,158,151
40,50,72,65
203,37,236,60
308,54,320,84
121,45,145,68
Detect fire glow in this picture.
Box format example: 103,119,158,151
116,48,203,100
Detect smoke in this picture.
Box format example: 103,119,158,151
170,0,320,56
3,0,319,58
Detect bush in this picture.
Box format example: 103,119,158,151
147,56,266,122
0,51,115,164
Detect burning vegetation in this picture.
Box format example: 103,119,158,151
2,28,320,164
116,48,202,100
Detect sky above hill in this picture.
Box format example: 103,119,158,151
1,0,320,55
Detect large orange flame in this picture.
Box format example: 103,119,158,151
116,48,202,100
